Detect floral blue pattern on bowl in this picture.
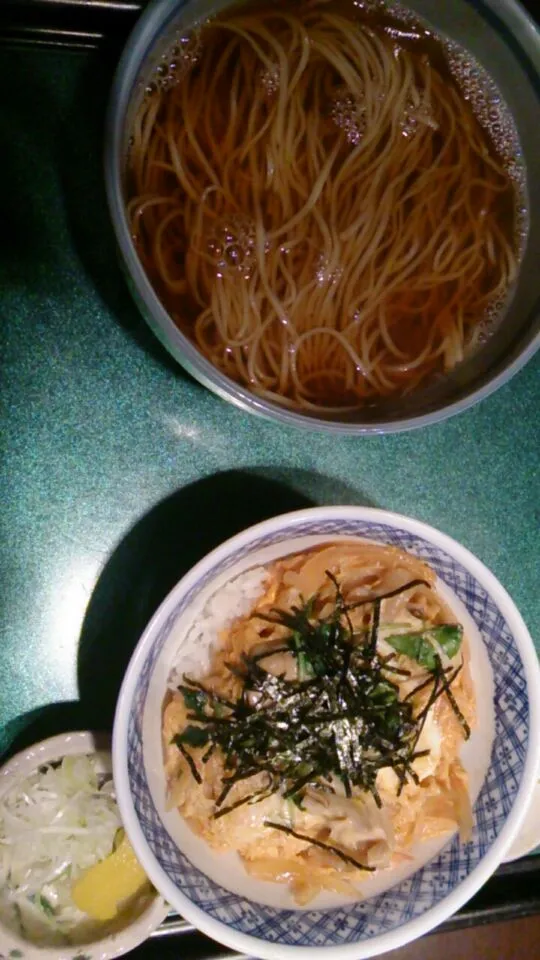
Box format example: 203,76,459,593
126,514,529,948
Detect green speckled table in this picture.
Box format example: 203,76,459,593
0,47,539,762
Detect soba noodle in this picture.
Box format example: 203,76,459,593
128,0,519,410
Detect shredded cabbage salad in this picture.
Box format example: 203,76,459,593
0,753,121,946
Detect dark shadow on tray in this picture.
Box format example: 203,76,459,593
1,702,108,765
2,470,375,760
76,468,376,731
0,51,70,282
57,48,187,380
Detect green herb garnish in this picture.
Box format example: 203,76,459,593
385,624,463,671
178,686,208,717
37,894,55,917
175,725,210,748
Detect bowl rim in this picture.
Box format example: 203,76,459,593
104,0,540,436
0,731,169,960
501,778,540,861
112,505,540,959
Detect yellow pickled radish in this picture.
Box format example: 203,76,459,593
71,830,149,921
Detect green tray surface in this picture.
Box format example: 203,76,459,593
0,49,538,758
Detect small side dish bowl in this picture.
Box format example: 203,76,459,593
0,731,169,960
113,506,540,959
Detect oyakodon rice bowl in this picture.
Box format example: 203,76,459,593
163,543,480,907
113,508,540,958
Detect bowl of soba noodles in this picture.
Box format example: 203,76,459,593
113,506,540,958
105,0,540,432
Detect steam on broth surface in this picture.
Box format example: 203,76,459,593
127,0,525,411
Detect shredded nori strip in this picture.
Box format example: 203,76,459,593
367,598,381,659
172,570,469,821
173,737,202,784
214,781,273,819
344,578,430,611
434,658,471,738
403,672,438,702
264,821,376,872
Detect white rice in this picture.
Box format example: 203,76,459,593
168,566,269,687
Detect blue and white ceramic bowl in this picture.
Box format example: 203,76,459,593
113,507,540,959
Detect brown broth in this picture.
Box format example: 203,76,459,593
127,0,525,408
